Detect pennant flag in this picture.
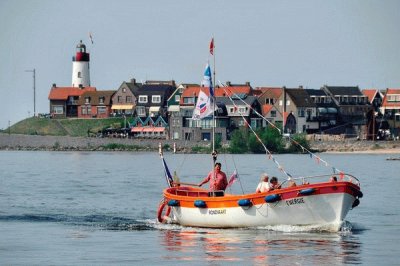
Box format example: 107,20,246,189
192,89,214,120
201,63,214,97
332,167,336,173
209,38,214,55
89,32,94,44
162,157,173,187
339,172,345,180
226,170,238,188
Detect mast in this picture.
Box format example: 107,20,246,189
211,37,216,157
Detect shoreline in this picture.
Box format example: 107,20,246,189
0,133,399,154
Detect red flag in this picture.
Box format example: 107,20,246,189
209,38,214,55
226,170,238,188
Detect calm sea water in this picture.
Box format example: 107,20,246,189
0,150,399,265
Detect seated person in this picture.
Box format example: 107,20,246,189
287,180,297,187
269,176,281,190
256,173,270,193
330,176,338,182
198,162,228,191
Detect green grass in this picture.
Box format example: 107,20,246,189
8,117,125,137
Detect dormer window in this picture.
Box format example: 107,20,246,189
138,95,148,103
99,97,105,104
85,97,90,104
152,95,161,103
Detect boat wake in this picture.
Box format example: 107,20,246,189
0,213,156,231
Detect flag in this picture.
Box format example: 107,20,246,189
209,38,214,55
201,63,214,97
192,89,214,120
226,170,238,188
89,32,94,44
162,157,173,187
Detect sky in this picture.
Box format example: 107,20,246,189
0,0,399,128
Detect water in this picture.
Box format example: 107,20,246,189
0,151,399,265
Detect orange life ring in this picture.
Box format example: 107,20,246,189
157,201,171,223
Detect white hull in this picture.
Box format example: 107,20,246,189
170,193,355,230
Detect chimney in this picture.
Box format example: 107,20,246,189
299,85,303,89
226,81,231,86
245,81,250,86
52,83,56,88
130,78,136,84
79,84,83,89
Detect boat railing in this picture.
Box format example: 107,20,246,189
280,173,361,188
167,187,225,198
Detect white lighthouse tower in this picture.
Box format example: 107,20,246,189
72,40,90,87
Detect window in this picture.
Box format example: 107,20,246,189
122,88,126,93
298,108,305,117
175,95,180,102
53,106,63,114
87,106,91,115
136,106,146,116
126,96,132,103
183,97,195,104
77,72,81,78
97,106,106,114
85,97,90,104
138,95,148,103
99,97,105,104
81,106,91,115
81,106,87,115
117,96,122,103
271,110,276,117
152,95,161,103
265,98,275,105
286,100,290,106
238,107,246,114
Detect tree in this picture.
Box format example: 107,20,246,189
229,129,248,153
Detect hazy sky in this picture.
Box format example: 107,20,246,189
1,0,399,128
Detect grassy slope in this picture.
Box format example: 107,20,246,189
7,117,125,137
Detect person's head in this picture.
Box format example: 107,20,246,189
270,176,278,184
214,162,221,172
260,173,269,182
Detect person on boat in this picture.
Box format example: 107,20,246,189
256,173,270,193
330,176,338,182
198,162,228,191
269,176,281,190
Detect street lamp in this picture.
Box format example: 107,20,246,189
25,69,36,117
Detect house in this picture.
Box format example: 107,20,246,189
48,84,96,118
306,89,339,134
362,89,384,113
280,87,317,134
217,94,262,131
135,80,176,118
255,87,283,127
77,90,114,118
178,86,228,142
380,88,400,138
167,83,199,140
111,78,141,116
321,85,372,137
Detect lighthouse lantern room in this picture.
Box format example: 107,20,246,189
72,40,90,87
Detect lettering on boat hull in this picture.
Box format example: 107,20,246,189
208,209,226,215
286,197,305,206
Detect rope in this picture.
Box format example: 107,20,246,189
219,84,345,177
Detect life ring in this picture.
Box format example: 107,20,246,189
157,201,171,223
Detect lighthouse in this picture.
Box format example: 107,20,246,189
72,40,90,87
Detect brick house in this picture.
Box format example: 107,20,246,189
77,90,115,118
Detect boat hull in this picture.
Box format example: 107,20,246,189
162,182,361,231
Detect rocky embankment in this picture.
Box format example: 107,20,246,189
0,133,399,153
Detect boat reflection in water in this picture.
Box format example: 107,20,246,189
159,226,362,265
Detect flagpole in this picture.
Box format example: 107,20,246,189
212,36,216,157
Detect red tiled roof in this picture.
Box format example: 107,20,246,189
48,86,96,100
362,89,378,103
214,86,251,97
382,88,400,108
180,86,209,105
256,87,283,99
262,104,274,116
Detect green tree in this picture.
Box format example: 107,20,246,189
229,129,248,153
260,126,284,153
287,133,310,153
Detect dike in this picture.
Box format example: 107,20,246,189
0,133,399,153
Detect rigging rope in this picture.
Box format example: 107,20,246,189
219,84,345,176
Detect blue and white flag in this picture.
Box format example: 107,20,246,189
201,63,214,97
192,89,214,120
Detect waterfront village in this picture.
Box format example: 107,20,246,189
48,41,400,142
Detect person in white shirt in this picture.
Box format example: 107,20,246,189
256,173,270,193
